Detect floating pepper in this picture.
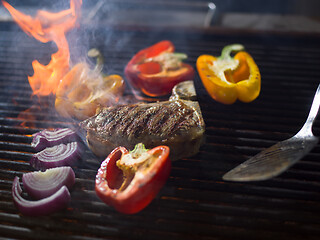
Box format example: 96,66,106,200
125,40,195,97
197,44,261,104
55,49,125,120
95,143,171,214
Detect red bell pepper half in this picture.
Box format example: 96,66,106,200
95,143,171,214
124,40,195,97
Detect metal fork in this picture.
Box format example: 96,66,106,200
223,84,320,181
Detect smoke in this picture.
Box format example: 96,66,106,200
2,0,200,124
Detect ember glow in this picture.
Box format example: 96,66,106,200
2,0,82,96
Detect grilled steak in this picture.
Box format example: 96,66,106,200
80,99,205,160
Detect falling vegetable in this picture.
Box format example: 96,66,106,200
196,44,261,104
22,166,75,200
30,142,80,170
125,40,195,97
31,128,77,152
55,49,125,120
12,176,71,216
95,143,171,214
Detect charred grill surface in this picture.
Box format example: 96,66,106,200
81,100,205,160
1,21,320,240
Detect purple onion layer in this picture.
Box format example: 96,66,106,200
30,142,80,171
22,166,75,199
12,176,71,216
31,128,77,152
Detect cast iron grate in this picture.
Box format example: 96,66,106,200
0,23,320,239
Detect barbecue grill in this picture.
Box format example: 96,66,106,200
1,7,320,240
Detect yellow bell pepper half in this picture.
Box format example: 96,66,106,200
55,49,125,120
55,62,125,120
196,44,261,104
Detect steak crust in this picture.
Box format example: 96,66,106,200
80,99,205,160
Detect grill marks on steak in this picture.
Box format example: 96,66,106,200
81,100,205,160
95,102,194,139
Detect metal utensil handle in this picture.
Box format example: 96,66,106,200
299,84,320,135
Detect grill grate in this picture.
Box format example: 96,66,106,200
0,23,320,239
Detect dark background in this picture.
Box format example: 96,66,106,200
1,0,320,32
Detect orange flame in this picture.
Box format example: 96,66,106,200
2,0,82,96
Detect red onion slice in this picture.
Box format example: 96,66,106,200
31,128,77,151
22,166,75,200
30,142,80,170
12,176,71,216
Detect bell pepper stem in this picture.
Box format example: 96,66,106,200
220,44,244,60
130,143,148,159
209,44,244,85
173,53,188,61
87,48,104,72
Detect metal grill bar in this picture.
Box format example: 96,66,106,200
0,23,320,239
